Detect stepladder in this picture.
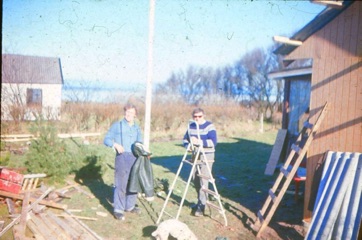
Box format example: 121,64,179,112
253,102,329,238
156,120,228,226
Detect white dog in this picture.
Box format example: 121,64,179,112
152,219,198,240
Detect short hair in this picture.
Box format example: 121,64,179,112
124,103,137,114
192,107,204,116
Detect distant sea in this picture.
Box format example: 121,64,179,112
62,84,146,103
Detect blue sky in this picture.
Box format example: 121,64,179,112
2,0,325,91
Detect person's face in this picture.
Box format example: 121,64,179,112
124,108,136,122
193,112,204,124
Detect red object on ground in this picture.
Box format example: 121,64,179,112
0,168,24,193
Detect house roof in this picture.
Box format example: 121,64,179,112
274,1,354,55
2,54,64,85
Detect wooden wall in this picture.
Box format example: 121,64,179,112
285,2,362,219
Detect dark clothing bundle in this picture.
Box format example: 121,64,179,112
128,142,154,198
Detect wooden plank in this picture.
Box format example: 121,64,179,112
56,214,97,221
26,220,47,240
1,134,34,138
38,213,71,240
0,187,53,237
63,209,103,240
0,190,67,210
1,132,100,142
264,129,287,175
12,225,25,240
23,173,47,179
47,211,81,239
5,198,16,215
61,215,94,240
28,212,56,240
19,192,30,234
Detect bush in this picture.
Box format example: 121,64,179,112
0,151,10,166
25,119,75,184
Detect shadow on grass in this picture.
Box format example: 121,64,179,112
151,137,304,239
73,155,114,214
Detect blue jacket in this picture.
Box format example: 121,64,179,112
104,119,142,153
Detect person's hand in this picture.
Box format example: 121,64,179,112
191,136,201,145
113,143,125,154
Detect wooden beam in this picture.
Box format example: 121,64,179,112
0,187,53,237
273,36,303,46
1,132,100,142
56,214,97,221
310,0,344,8
64,209,103,240
0,190,67,210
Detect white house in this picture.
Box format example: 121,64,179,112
1,54,64,121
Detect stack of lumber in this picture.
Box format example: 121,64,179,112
25,209,101,240
0,181,102,239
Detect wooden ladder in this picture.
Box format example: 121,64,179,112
254,102,329,238
156,121,227,226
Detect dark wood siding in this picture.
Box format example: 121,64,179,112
284,2,362,219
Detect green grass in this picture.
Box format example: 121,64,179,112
1,124,305,239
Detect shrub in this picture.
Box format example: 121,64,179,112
0,151,10,166
25,119,75,184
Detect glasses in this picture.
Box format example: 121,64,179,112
193,115,203,118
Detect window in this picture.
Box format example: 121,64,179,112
288,79,310,136
27,88,42,107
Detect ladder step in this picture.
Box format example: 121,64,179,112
182,159,202,165
163,210,173,218
201,188,219,197
197,174,215,182
280,167,289,177
303,121,313,129
291,144,301,154
268,189,276,202
206,201,223,212
182,159,193,165
257,210,264,223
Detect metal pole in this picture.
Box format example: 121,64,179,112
144,0,155,150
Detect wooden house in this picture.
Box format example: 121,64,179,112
1,54,64,121
270,0,361,221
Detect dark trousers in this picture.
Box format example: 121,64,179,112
114,152,137,213
193,152,214,207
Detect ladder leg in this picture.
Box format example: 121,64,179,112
176,149,201,219
255,102,329,237
199,150,228,226
156,149,190,224
157,119,228,226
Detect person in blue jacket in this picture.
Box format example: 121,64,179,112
104,103,142,221
183,107,217,217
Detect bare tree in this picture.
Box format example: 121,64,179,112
236,46,282,119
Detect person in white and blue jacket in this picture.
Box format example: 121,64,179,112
104,103,142,221
183,107,217,217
